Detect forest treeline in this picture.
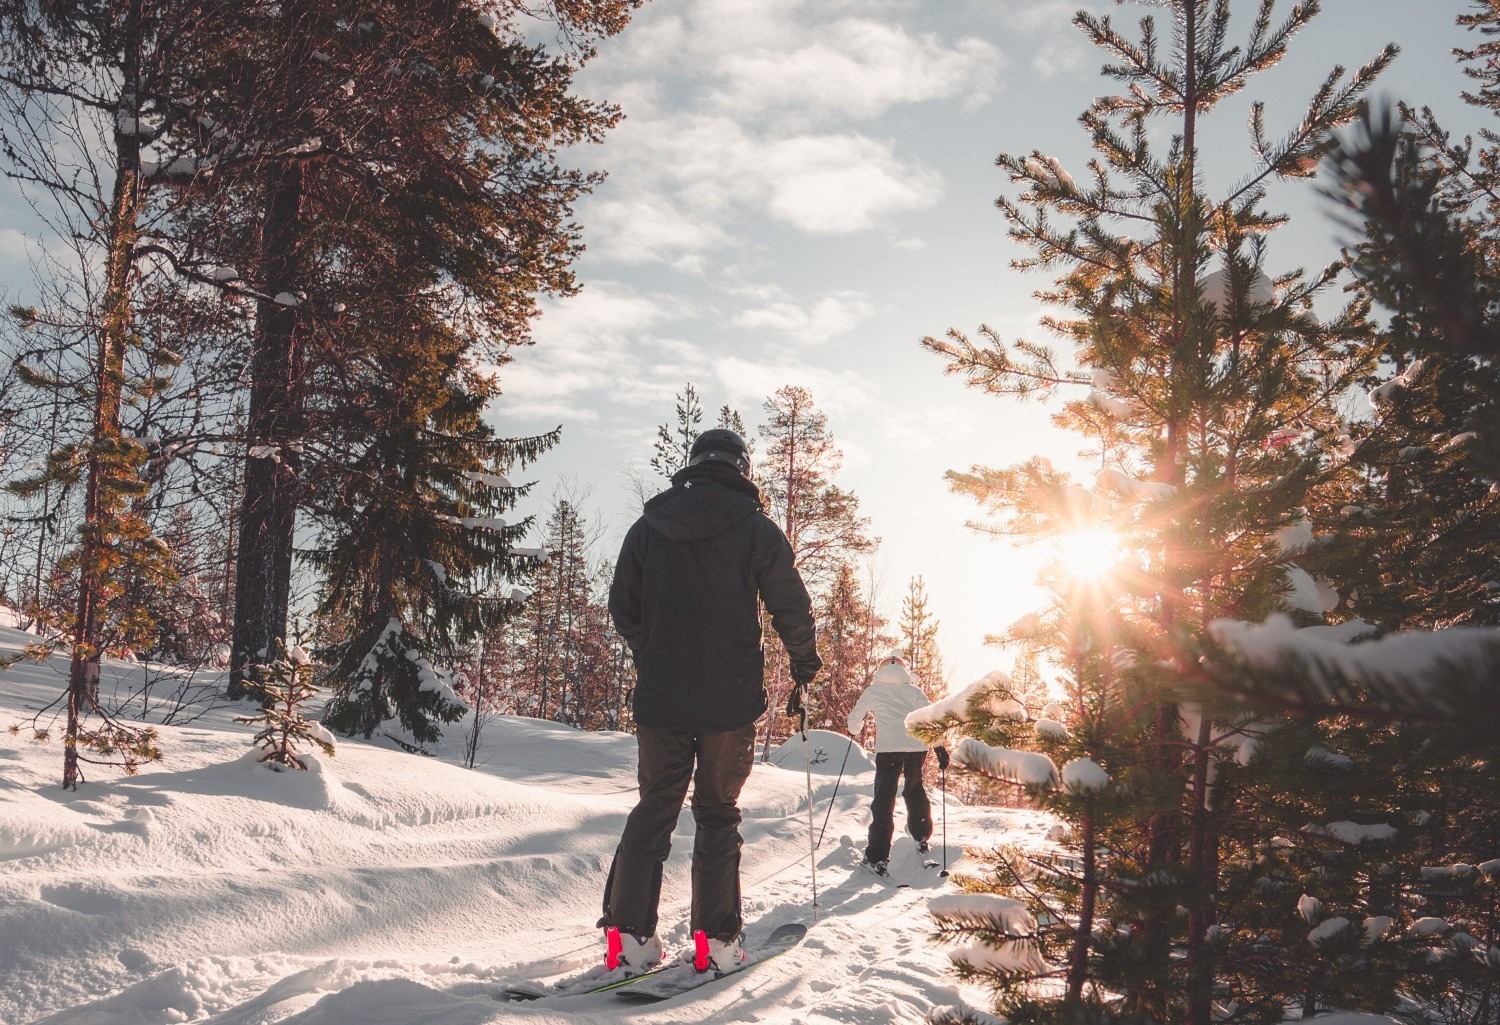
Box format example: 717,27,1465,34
0,2,944,782
3,2,1500,1023
0,1,642,786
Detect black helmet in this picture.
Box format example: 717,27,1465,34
688,428,751,476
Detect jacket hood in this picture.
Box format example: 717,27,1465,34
870,659,916,686
642,461,763,542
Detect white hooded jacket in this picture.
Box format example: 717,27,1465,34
846,658,930,754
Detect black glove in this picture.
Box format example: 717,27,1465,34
934,745,950,770
791,661,820,688
785,682,807,718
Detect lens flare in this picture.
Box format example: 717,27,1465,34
1055,528,1121,580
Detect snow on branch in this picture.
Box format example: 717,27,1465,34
1022,153,1077,192
463,471,514,489
1368,358,1425,407
952,737,1058,788
1203,614,1500,755
908,671,1028,733
1094,467,1176,501
1210,614,1500,711
929,894,1051,977
1060,756,1109,792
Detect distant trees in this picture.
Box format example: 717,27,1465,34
898,575,944,690
755,384,879,755
814,560,895,731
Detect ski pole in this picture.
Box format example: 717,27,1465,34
939,759,949,878
814,731,855,849
788,682,819,919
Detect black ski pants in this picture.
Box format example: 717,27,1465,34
864,750,932,863
602,723,756,942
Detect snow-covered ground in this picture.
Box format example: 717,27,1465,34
1,620,1061,1025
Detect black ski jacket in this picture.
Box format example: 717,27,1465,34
609,461,821,732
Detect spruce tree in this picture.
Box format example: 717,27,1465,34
308,314,550,746
234,644,335,771
212,0,638,697
920,2,1394,1020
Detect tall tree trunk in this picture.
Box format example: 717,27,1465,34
64,0,144,788
1185,717,1217,1025
229,158,306,697
1065,808,1099,1005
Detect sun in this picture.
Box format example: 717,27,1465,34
1054,528,1122,580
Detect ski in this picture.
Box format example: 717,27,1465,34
613,923,807,1002
502,955,682,1001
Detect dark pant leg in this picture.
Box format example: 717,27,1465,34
865,753,903,862
901,750,932,843
688,724,756,941
603,726,695,936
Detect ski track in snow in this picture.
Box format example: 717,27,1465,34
0,621,1066,1025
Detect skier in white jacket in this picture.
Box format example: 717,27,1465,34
846,652,947,874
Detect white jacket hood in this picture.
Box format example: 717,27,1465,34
847,659,930,753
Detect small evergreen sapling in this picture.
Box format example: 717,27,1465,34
236,646,335,771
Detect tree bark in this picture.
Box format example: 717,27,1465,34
229,158,306,697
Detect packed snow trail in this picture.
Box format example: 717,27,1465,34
0,622,1065,1024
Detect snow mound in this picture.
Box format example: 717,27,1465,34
767,729,874,774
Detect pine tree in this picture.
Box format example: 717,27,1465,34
215,0,638,697
513,495,596,725
1191,11,1500,1018
1313,110,1500,634
920,3,1395,1021
0,0,240,786
899,574,946,690
716,403,750,438
234,644,335,770
309,316,549,746
816,560,895,732
650,382,703,480
755,384,876,756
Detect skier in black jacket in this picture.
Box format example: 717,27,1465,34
601,428,821,977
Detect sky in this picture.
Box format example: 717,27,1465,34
0,613,1419,1025
0,1,1483,695
489,0,1482,690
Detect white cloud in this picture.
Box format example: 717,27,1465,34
761,134,944,233
1001,0,1090,33
530,280,676,341
1028,38,1091,80
499,283,689,421
585,193,725,270
712,356,877,420
572,0,994,265
712,21,1002,121
733,292,876,344
0,228,30,269
587,116,944,261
